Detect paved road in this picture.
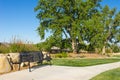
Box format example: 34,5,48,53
0,62,120,80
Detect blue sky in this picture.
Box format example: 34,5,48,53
0,0,40,43
0,0,120,44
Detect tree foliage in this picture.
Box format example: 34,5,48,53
85,5,120,52
37,35,62,51
35,0,120,53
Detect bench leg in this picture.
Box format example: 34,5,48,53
28,61,31,72
18,63,20,71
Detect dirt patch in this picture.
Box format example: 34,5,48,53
68,53,107,58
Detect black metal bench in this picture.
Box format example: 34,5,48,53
7,51,52,72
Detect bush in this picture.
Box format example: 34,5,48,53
10,43,24,52
105,48,113,57
9,43,39,53
61,52,68,58
54,52,68,58
111,45,120,53
0,45,10,53
95,48,102,54
0,38,39,53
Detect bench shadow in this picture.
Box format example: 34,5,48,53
30,64,52,72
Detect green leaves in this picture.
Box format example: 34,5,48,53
35,0,120,53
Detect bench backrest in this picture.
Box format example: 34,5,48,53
20,51,43,63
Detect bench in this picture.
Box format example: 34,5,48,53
7,51,52,72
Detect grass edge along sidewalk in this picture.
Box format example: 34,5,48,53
52,58,120,67
91,67,120,80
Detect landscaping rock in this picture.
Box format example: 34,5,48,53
0,54,12,73
8,53,20,63
8,53,21,70
30,62,38,67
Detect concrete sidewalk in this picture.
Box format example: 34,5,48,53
0,62,120,80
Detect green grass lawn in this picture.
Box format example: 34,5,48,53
91,67,120,80
52,58,120,67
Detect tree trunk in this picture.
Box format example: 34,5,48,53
72,39,78,54
102,46,106,55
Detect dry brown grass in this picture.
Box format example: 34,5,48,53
51,53,107,58
68,53,107,58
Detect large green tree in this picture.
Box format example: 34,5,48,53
35,0,102,53
98,6,120,54
88,6,120,53
83,5,120,53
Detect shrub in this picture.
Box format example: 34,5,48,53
23,44,39,52
105,48,113,57
61,52,68,58
111,45,120,53
9,43,39,53
54,52,68,58
95,48,102,54
10,43,23,52
0,38,39,53
0,45,10,53
55,54,62,58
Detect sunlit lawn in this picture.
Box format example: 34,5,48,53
52,58,120,67
91,67,120,80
